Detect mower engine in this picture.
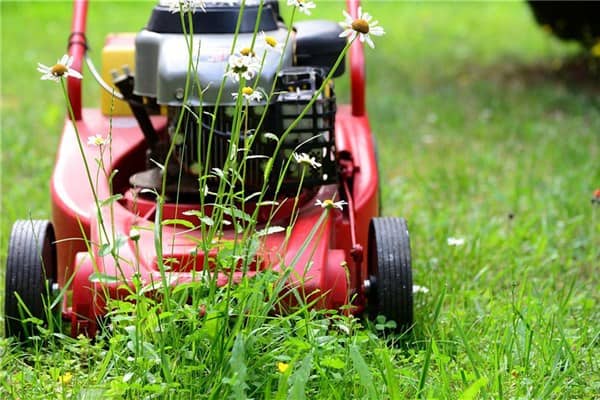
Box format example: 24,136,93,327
120,0,346,199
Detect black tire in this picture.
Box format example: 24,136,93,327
367,217,413,332
4,220,57,339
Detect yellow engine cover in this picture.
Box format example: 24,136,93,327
100,33,136,116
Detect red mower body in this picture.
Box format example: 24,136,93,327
52,106,378,336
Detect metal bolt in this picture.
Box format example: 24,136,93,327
175,88,185,100
363,279,371,294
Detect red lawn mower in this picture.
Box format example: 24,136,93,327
4,0,413,338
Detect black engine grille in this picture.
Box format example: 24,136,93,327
169,67,338,196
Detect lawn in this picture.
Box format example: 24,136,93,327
1,0,599,398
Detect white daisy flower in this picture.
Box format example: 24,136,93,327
293,152,322,169
232,86,264,103
161,0,206,13
413,285,430,294
87,134,109,147
37,54,83,82
447,237,465,246
339,7,385,49
315,199,347,211
260,31,283,53
225,54,261,83
287,0,316,16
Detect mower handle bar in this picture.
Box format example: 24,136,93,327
346,0,366,116
67,0,366,120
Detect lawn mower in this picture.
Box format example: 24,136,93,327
4,0,413,338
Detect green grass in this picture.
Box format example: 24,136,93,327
1,0,599,398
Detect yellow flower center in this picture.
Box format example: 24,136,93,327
265,36,278,48
189,162,201,175
351,19,370,34
51,64,68,76
240,47,255,57
323,199,334,208
277,362,290,373
592,41,600,58
242,87,254,96
58,372,73,385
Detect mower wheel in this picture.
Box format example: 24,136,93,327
4,220,57,339
366,217,413,332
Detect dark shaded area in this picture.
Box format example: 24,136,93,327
498,53,600,96
527,1,600,47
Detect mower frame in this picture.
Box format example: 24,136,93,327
4,0,414,338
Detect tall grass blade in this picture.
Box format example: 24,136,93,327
289,351,313,400
350,344,378,399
